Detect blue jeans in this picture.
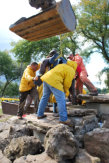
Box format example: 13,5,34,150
53,103,57,113
37,82,68,122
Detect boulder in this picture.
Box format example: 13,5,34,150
4,136,43,162
9,125,34,138
9,114,59,143
0,122,35,151
9,114,74,144
0,122,11,132
68,109,97,117
0,137,10,152
0,150,12,163
44,124,79,162
0,122,11,151
14,152,57,163
74,149,100,163
84,128,109,163
74,115,98,135
73,115,98,148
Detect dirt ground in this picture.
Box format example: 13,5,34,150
0,113,12,122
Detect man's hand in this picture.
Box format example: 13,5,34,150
33,76,38,81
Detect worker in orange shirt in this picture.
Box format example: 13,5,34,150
68,54,98,96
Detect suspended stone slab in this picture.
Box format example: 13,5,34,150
9,0,76,41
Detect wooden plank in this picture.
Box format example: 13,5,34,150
16,15,60,36
22,22,68,40
24,27,68,41
20,17,66,37
31,30,69,41
12,15,69,41
10,8,58,32
28,29,69,41
23,24,68,40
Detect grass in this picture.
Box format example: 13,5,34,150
0,109,3,115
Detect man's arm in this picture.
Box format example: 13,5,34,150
39,52,59,76
24,69,35,81
39,59,49,76
63,70,75,97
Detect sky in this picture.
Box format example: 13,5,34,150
0,0,108,88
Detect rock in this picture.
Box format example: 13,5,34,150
0,150,12,163
74,149,101,163
0,137,10,152
100,114,109,121
9,114,74,144
14,152,57,163
0,122,35,152
9,114,59,143
0,122,11,151
4,136,43,162
7,117,27,125
44,124,79,162
102,119,109,128
78,94,109,103
74,115,98,135
0,122,11,132
68,109,97,117
9,125,34,138
84,128,109,163
73,115,98,148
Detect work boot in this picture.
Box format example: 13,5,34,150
59,120,73,127
37,115,47,119
53,113,59,117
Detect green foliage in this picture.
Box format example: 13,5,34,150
0,51,21,81
11,36,69,63
0,51,12,76
101,67,109,89
3,82,19,97
0,51,22,96
77,0,109,63
97,67,109,89
0,81,3,96
60,32,80,56
97,88,109,94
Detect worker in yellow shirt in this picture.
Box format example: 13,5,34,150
17,62,40,119
37,60,77,126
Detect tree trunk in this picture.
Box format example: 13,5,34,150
1,78,16,96
1,81,9,96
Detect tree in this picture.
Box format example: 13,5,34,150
77,0,109,63
4,82,19,97
0,51,22,96
98,67,109,89
10,36,69,63
59,32,80,56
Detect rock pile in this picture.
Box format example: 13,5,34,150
0,107,109,163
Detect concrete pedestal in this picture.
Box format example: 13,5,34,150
86,103,109,116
